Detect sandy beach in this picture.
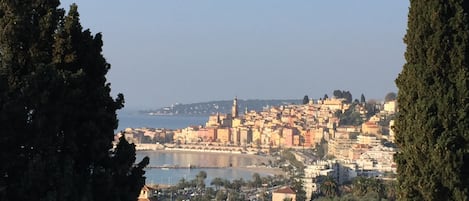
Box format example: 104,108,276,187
138,149,274,164
137,149,285,176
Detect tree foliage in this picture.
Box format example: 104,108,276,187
384,92,397,102
303,95,310,104
337,103,364,126
320,176,338,198
395,1,469,200
333,90,353,103
351,177,385,199
292,177,307,201
0,2,147,201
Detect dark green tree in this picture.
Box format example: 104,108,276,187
231,178,245,191
195,171,207,189
360,93,366,104
351,177,385,199
338,103,364,126
320,176,338,198
395,1,469,200
0,2,147,201
302,95,309,104
215,190,227,201
251,173,262,188
384,92,397,102
211,177,224,191
292,177,307,201
333,90,343,99
343,91,353,103
0,1,65,200
333,90,352,103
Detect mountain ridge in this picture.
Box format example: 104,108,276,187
141,99,302,116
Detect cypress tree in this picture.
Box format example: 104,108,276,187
395,1,469,200
360,93,366,104
0,2,147,201
303,95,309,104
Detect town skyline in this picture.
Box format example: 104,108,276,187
58,1,409,110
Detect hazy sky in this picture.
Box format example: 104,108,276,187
60,1,409,110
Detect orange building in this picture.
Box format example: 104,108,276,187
197,127,217,142
216,128,231,144
283,127,298,147
272,186,296,201
361,121,381,135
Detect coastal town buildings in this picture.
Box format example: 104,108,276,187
272,186,297,201
120,96,398,199
383,100,397,114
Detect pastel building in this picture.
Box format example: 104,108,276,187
357,135,380,147
383,100,397,113
361,121,381,135
283,127,298,147
231,127,240,145
216,128,231,144
252,128,262,145
197,127,217,142
239,128,252,145
272,187,296,201
328,138,354,160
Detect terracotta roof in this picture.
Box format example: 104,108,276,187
274,187,296,194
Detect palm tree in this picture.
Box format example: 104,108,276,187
320,176,338,197
352,177,368,196
211,177,224,191
196,171,207,189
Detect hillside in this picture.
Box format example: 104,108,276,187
142,99,302,116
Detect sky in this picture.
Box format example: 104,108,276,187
59,1,410,110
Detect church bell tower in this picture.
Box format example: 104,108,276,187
232,97,239,118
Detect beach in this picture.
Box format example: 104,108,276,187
137,149,285,176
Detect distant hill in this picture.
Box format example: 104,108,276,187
142,99,302,116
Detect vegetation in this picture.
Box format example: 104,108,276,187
384,92,396,102
281,149,305,170
336,103,364,126
303,95,310,104
145,99,302,115
320,176,338,198
332,90,353,103
159,171,290,201
315,138,328,159
314,178,397,201
360,94,366,104
395,1,469,200
0,1,147,201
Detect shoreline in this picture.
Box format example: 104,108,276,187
137,148,274,163
137,149,285,176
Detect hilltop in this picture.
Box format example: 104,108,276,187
141,99,302,116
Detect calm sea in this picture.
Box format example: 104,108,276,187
117,112,271,185
136,151,271,186
116,111,208,132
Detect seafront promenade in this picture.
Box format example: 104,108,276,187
145,164,229,169
136,144,286,176
135,143,270,154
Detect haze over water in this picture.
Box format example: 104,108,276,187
121,113,273,185
116,112,208,132
137,151,272,186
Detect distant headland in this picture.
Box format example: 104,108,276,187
141,99,302,116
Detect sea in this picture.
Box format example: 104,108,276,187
116,111,208,132
117,111,272,186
